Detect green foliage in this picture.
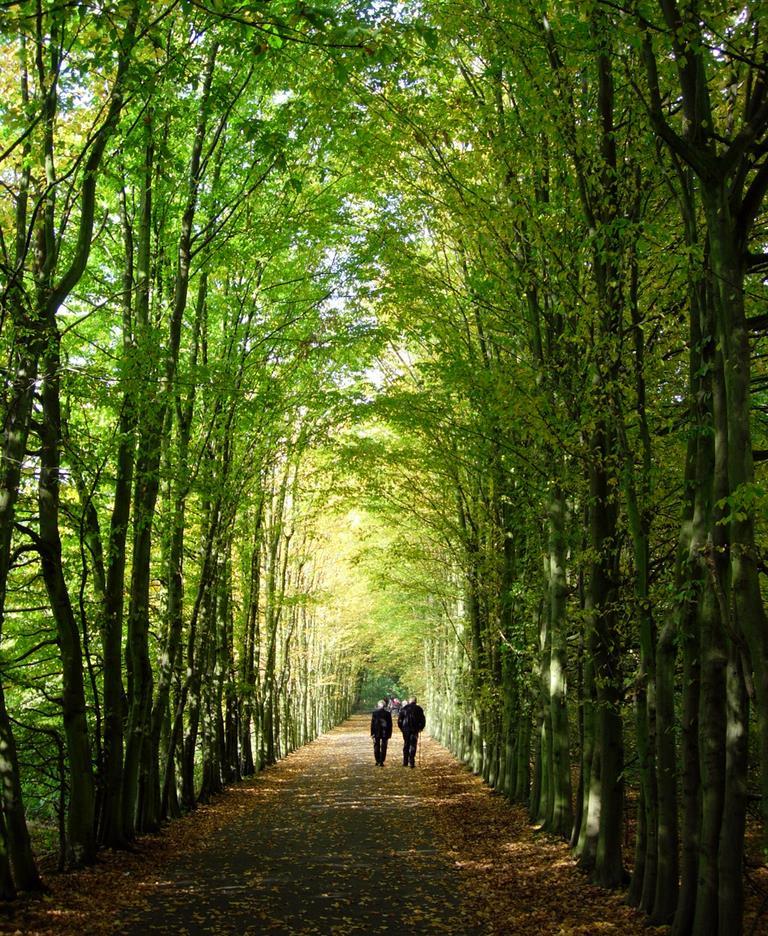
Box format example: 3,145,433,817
0,5,766,922
717,483,768,524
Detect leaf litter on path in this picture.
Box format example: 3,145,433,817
0,714,743,934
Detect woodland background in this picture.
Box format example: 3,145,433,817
0,2,767,935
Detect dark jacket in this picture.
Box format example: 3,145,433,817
397,703,426,734
371,707,393,739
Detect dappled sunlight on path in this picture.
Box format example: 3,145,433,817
417,744,655,935
115,715,471,935
5,715,656,935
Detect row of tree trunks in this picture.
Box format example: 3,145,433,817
0,4,138,878
349,5,768,936
123,43,219,838
636,6,768,931
0,3,368,891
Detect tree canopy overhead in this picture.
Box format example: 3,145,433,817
1,1,767,933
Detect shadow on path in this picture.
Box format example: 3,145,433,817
117,715,476,935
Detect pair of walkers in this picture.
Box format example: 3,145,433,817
370,697,426,767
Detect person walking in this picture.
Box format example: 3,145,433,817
370,700,392,767
397,697,426,768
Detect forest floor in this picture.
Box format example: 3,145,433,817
1,716,765,935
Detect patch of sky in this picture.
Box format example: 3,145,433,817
363,365,387,389
363,0,427,28
271,90,294,106
67,355,97,375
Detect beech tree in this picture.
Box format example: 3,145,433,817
0,2,766,933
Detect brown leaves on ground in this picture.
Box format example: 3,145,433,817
0,782,271,935
416,740,767,936
416,743,654,936
1,720,766,934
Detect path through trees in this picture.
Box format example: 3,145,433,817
117,717,466,935
1,2,768,934
10,716,666,935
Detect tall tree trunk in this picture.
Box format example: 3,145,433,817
174,495,221,812
98,183,142,849
0,685,40,891
239,504,263,776
37,335,96,866
0,1,138,883
588,423,624,889
621,218,657,911
0,333,44,891
692,340,730,936
702,182,768,845
0,809,15,899
535,589,552,826
547,484,572,838
123,44,218,835
717,647,748,936
148,274,205,825
670,165,707,935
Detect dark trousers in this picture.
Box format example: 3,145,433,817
373,736,389,764
402,731,419,766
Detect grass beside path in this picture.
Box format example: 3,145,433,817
2,716,665,935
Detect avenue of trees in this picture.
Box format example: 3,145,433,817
336,3,768,934
0,0,377,888
0,2,767,936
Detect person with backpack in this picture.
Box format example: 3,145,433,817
397,697,426,767
370,700,393,767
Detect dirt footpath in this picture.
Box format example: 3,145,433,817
4,715,672,935
116,717,472,935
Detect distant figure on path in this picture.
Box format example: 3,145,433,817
371,700,393,767
398,697,426,768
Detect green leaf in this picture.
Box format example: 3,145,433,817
333,60,349,84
